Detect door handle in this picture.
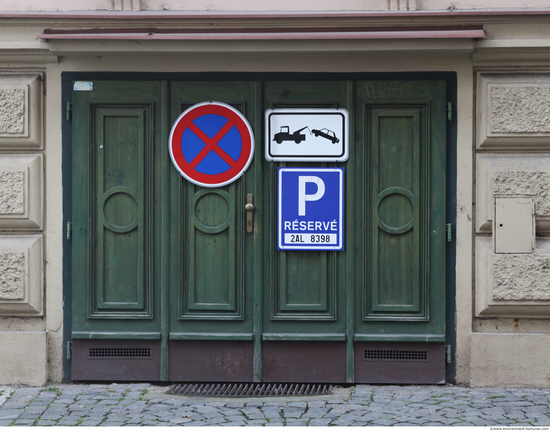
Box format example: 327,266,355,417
245,194,254,233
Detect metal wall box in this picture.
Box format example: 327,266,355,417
494,197,534,254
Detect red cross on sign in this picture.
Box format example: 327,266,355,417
169,101,255,188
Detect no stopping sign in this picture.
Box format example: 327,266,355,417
169,101,255,188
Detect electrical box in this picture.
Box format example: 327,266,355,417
494,197,535,254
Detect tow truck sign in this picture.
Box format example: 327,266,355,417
265,108,349,162
278,167,344,251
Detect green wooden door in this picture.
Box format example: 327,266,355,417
167,81,258,381
353,81,447,383
70,81,167,380
260,81,350,382
69,78,447,383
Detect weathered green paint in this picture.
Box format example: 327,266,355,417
252,81,264,383
262,81,348,338
71,78,446,382
184,186,241,315
159,81,170,381
371,108,422,315
354,80,446,337
72,82,164,340
345,80,356,383
262,333,347,341
168,82,255,342
169,333,254,341
354,334,446,342
95,107,147,312
72,332,161,339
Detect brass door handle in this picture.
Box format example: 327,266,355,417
246,194,254,233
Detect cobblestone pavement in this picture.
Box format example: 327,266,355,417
1,383,550,426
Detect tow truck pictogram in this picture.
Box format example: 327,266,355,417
273,126,308,144
274,126,340,145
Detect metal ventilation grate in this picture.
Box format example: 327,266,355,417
88,347,151,358
364,349,428,361
167,383,334,397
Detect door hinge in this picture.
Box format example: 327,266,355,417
66,221,72,240
446,344,452,364
67,341,72,360
446,223,452,242
66,102,72,121
447,102,452,122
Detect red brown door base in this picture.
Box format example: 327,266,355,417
354,342,446,384
262,341,346,383
169,341,254,382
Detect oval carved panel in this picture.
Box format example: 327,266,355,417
377,187,415,235
102,186,139,233
193,189,232,234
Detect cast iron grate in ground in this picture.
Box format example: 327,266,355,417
167,383,335,397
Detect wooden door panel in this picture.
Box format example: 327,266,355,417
354,80,446,338
93,106,151,316
179,184,245,319
271,250,336,319
376,229,417,309
368,107,425,318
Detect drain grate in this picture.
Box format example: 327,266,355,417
167,383,334,397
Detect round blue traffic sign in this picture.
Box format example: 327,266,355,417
169,101,255,188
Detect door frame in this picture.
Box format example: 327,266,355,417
62,71,457,382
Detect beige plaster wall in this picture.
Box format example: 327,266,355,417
0,0,548,11
3,9,550,387
470,333,550,387
44,66,64,383
0,71,47,386
471,69,550,386
454,65,474,387
0,331,47,386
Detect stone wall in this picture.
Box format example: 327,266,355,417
473,72,550,385
476,74,550,316
490,86,550,134
0,73,46,385
0,88,25,135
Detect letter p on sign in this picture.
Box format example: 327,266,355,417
298,176,326,216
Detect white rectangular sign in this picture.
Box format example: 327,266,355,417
265,108,349,162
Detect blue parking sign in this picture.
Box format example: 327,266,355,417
278,167,344,250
